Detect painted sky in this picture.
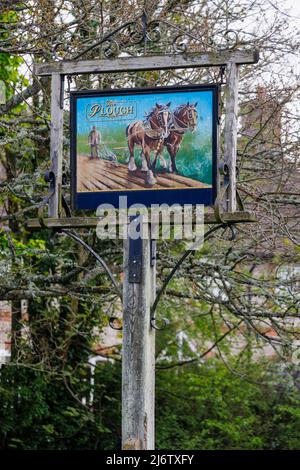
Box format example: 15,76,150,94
76,89,213,138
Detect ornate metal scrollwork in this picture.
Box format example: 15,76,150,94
52,11,240,62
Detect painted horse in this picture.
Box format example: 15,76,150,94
160,102,198,174
126,102,171,185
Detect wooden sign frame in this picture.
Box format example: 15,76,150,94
33,49,259,218
70,84,219,210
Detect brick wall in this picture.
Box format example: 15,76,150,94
0,301,11,364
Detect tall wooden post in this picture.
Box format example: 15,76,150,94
122,219,156,450
49,73,64,217
224,61,239,212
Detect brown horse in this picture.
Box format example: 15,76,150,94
160,102,198,174
126,103,171,185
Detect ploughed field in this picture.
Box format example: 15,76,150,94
77,155,211,192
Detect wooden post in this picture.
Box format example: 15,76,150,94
122,220,156,450
49,73,64,217
224,61,239,212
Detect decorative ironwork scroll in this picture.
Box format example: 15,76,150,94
52,11,239,62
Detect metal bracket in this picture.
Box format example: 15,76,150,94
61,193,72,218
44,170,56,190
66,75,72,94
218,65,226,86
109,317,123,331
128,216,156,282
150,238,156,267
59,75,65,110
44,170,72,219
214,163,245,223
150,316,169,331
219,162,230,185
219,162,244,210
214,162,244,221
128,216,143,283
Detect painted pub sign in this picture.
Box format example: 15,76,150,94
70,85,218,209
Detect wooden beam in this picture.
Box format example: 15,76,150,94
33,50,259,76
26,211,257,229
224,62,239,212
49,73,64,217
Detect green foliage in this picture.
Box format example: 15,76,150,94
155,362,266,450
0,11,24,100
156,361,300,450
2,358,300,450
0,365,112,450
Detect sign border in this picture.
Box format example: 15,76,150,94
70,84,219,210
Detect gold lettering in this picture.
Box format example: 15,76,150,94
88,104,100,118
87,101,136,120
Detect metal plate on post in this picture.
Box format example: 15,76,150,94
128,216,143,283
150,238,156,268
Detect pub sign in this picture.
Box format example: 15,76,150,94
70,85,218,209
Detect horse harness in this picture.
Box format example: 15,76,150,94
142,106,195,148
168,111,193,136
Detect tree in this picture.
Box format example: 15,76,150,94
0,0,299,450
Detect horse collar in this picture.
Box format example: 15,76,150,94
173,113,189,133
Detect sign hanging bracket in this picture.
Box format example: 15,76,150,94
128,215,143,283
59,75,65,110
